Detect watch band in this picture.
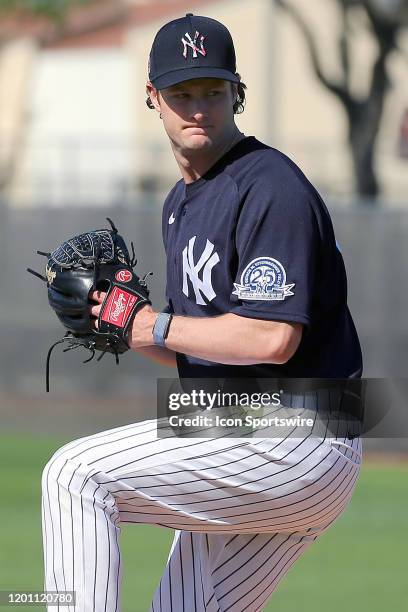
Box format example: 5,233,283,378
152,312,173,346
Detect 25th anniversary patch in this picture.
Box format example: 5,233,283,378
233,257,295,301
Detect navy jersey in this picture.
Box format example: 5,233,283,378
162,137,362,379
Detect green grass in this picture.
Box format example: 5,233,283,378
0,435,406,611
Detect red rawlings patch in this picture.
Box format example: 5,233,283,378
101,287,138,328
115,269,132,283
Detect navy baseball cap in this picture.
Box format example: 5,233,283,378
148,13,239,89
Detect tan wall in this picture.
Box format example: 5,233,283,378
274,0,351,194
0,38,36,194
377,33,408,202
8,48,134,208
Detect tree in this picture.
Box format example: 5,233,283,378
275,0,408,201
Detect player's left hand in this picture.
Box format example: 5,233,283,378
27,219,156,391
88,290,157,348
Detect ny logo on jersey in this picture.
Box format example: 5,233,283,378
182,236,219,305
181,31,207,59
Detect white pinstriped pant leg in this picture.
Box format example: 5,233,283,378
150,529,319,612
41,418,362,612
149,436,362,611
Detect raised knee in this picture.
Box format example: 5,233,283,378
41,440,80,492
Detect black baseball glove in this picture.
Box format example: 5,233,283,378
28,219,151,391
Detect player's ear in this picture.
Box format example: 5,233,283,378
146,81,161,115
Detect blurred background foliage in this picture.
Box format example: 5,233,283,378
0,0,94,20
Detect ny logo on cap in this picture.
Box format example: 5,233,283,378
181,31,206,59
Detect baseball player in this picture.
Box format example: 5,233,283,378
41,14,363,612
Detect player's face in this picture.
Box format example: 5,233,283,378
149,78,237,155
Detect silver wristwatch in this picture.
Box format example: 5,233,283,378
152,312,173,346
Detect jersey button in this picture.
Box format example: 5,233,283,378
182,208,187,216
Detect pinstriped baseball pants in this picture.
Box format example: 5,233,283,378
41,415,362,611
